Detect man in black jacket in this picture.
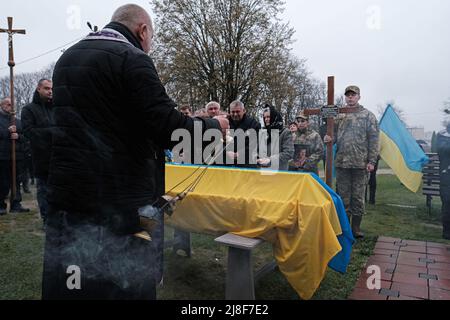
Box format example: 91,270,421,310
42,4,223,300
437,122,450,240
228,100,261,168
0,98,30,215
21,79,53,224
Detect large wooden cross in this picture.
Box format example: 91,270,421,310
0,17,26,203
303,76,359,188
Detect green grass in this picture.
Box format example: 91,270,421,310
0,191,44,300
378,159,390,170
0,175,448,300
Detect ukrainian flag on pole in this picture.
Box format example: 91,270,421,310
379,105,429,192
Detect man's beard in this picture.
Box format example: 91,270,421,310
41,95,52,103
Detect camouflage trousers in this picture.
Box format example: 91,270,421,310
336,168,368,218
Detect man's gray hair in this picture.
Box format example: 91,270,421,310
230,100,244,110
206,101,220,110
111,4,151,30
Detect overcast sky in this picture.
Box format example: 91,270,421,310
1,0,449,132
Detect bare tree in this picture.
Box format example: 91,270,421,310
377,100,407,125
442,98,450,127
152,0,295,108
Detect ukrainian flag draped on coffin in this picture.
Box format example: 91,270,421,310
379,105,429,192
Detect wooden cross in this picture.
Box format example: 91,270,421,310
0,17,26,203
303,76,359,188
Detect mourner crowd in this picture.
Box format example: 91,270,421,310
0,3,448,300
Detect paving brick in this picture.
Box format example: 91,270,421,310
395,264,427,275
375,242,400,251
431,269,450,280
348,288,387,300
392,273,428,287
378,237,402,244
428,262,450,271
402,240,427,246
379,288,400,298
394,242,409,248
401,246,427,254
426,242,450,249
364,257,395,271
420,258,437,264
398,252,427,261
391,282,429,300
388,295,422,300
397,257,427,268
429,287,450,300
419,273,438,280
373,248,399,257
427,247,450,256
385,268,395,274
429,278,450,290
427,254,450,263
367,255,397,265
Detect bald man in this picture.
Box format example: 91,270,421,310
43,4,224,300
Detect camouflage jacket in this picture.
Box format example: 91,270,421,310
294,128,324,169
334,105,379,169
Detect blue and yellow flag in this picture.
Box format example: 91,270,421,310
379,105,429,192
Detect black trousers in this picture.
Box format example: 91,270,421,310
442,193,450,237
20,156,33,187
365,171,377,204
42,209,157,300
0,160,24,210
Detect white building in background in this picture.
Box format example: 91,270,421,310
407,126,432,152
407,127,425,140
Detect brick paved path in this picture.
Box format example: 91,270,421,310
349,237,450,300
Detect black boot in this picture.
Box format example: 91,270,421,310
352,215,365,239
444,225,450,240
10,204,30,213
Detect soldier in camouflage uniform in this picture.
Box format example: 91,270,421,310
325,86,379,238
290,113,323,174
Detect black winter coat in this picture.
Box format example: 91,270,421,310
229,114,261,168
0,111,25,161
21,91,53,179
437,130,450,197
48,22,220,234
